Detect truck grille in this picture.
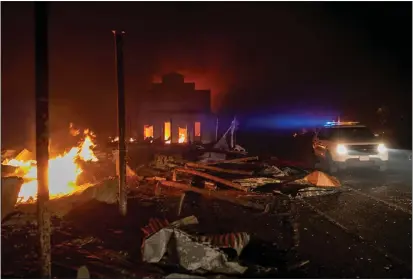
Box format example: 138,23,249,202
347,144,378,155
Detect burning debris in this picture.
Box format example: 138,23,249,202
2,118,342,278
2,128,99,203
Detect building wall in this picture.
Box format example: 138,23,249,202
136,73,216,143
137,112,216,143
142,73,211,114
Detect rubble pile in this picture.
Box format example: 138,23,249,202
118,141,342,277
1,122,342,278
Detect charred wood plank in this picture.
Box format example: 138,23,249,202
205,156,259,165
185,162,253,175
159,180,265,211
174,168,248,192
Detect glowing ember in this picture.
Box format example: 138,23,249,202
69,122,80,136
2,131,98,203
111,136,136,143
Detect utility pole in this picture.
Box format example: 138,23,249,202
35,2,51,278
112,30,127,216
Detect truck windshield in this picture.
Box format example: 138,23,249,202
328,127,375,140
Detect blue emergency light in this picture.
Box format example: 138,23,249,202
324,121,359,127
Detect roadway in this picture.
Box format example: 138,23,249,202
241,132,412,277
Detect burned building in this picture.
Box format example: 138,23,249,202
137,73,216,143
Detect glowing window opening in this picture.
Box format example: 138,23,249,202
144,125,154,139
194,122,201,137
178,127,187,143
164,122,171,144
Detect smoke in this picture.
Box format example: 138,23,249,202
151,34,237,114
152,70,229,114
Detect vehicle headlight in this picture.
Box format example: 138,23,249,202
336,144,348,155
377,143,387,153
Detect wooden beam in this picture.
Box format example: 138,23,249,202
174,168,248,192
159,180,265,211
205,156,259,165
185,162,253,175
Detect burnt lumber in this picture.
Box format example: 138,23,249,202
159,180,265,211
174,168,248,192
1,177,24,221
205,156,259,165
13,179,118,218
185,162,253,175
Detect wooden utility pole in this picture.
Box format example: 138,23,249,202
35,2,51,278
112,30,127,216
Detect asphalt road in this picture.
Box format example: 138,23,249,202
242,133,412,277
297,157,412,278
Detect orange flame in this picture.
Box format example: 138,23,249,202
178,127,187,143
2,130,98,203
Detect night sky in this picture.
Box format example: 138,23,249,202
1,2,412,150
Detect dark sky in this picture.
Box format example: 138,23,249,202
1,1,412,149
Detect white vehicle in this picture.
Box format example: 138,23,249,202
312,121,388,173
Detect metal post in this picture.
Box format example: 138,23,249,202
35,2,51,278
230,116,236,149
112,30,127,216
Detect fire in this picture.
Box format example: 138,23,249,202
178,127,187,143
164,121,171,143
2,132,98,203
78,135,98,162
178,134,186,143
69,122,80,136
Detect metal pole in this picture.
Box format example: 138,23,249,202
112,30,127,216
35,2,51,278
230,116,236,149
